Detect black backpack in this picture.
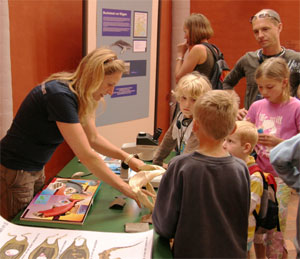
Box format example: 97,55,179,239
248,163,281,234
201,43,230,90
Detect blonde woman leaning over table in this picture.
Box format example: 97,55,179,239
0,47,145,221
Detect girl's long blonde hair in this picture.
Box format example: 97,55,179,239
255,57,291,102
44,47,126,124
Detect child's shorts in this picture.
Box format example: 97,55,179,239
254,230,286,258
247,240,253,252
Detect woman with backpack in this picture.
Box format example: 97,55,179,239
175,13,227,88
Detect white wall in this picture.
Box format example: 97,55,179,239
171,0,190,90
0,0,13,139
170,0,190,115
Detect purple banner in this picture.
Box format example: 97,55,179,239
111,85,137,98
102,8,131,37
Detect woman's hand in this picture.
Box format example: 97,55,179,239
127,156,145,172
162,163,168,170
119,182,142,208
177,41,188,58
236,108,248,120
258,133,283,147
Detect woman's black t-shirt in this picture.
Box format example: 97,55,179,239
0,80,79,171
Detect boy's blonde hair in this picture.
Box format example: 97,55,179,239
255,57,291,102
193,90,238,140
173,72,212,101
184,13,214,45
234,121,258,153
44,47,126,124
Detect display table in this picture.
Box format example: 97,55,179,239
12,157,172,258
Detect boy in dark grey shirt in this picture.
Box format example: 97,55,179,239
153,90,250,258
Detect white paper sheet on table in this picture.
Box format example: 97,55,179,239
0,216,153,259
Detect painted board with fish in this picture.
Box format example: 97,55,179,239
20,178,101,225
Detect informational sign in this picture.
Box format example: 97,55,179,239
133,40,147,52
94,0,154,127
102,9,131,37
83,0,158,148
111,85,137,98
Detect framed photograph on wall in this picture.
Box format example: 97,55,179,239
133,11,148,38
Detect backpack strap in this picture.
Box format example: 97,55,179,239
248,163,263,175
249,163,277,191
250,166,268,191
264,173,277,192
201,42,221,61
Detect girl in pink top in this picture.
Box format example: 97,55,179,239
247,57,300,259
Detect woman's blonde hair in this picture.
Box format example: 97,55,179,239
44,47,126,124
255,57,291,102
173,72,212,101
193,90,239,140
184,13,214,45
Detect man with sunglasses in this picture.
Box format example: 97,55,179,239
223,9,300,118
222,9,298,259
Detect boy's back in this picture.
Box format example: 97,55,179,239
152,151,250,258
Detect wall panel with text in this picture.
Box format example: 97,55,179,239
84,0,159,147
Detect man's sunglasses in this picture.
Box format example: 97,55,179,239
249,13,280,24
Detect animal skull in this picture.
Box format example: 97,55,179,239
129,164,165,212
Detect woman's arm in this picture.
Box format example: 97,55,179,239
56,121,141,205
257,133,284,147
270,134,300,192
152,121,176,166
81,115,144,172
175,44,207,83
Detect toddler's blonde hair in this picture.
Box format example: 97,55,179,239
234,121,258,152
173,72,212,101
